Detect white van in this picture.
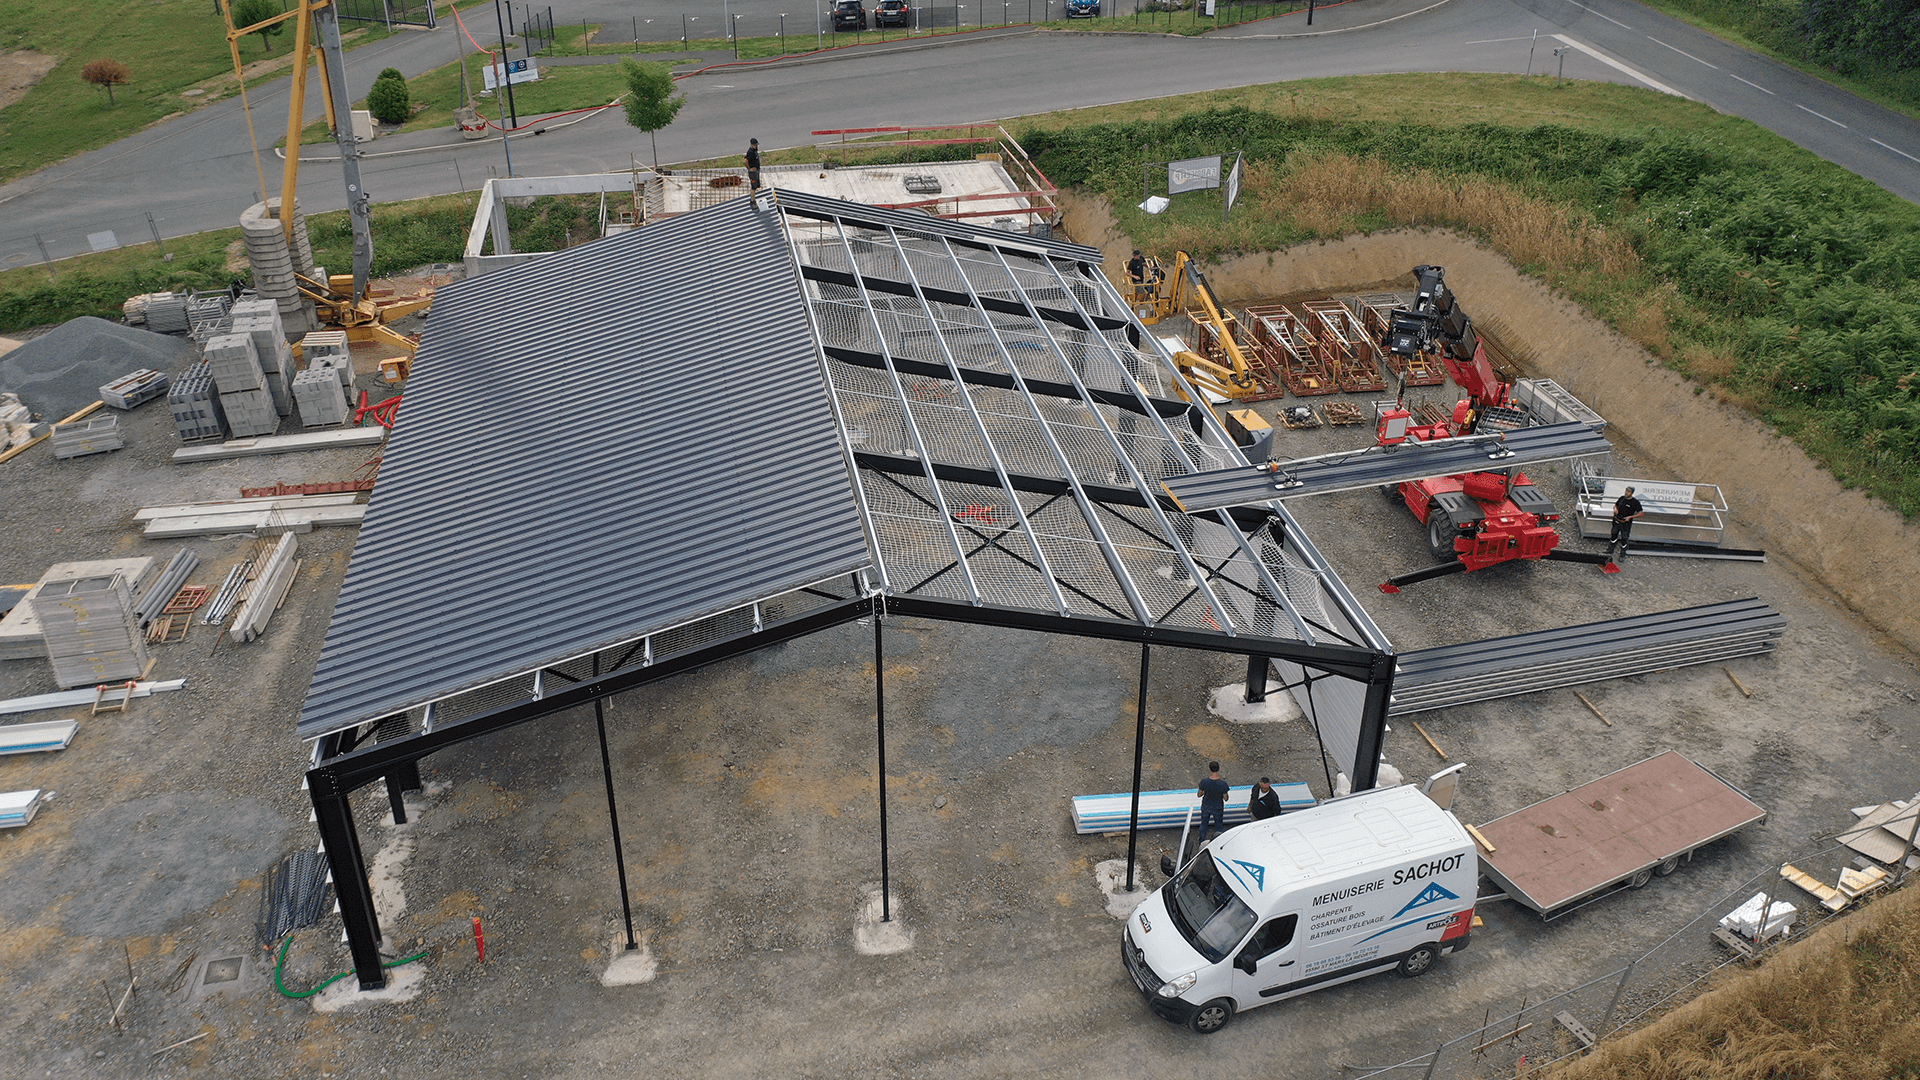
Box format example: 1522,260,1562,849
1121,784,1477,1033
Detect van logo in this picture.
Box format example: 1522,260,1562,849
1392,882,1460,920
1230,860,1266,891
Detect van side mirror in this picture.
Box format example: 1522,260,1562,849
1235,953,1257,975
1159,854,1177,877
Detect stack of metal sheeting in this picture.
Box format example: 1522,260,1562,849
32,575,151,689
292,368,349,427
50,415,123,459
0,558,158,661
100,368,171,410
168,362,228,442
144,294,191,334
1389,598,1785,716
0,789,48,829
131,549,199,627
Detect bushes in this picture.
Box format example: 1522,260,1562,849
367,67,410,125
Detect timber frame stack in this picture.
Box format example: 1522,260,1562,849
1242,304,1337,397
1301,300,1387,394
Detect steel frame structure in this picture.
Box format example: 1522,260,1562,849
305,192,1396,991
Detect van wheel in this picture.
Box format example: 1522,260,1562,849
1427,515,1454,559
1188,998,1234,1034
1655,856,1681,877
1398,944,1438,978
1627,868,1654,889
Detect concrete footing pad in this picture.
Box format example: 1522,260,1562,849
1095,859,1154,919
853,882,912,955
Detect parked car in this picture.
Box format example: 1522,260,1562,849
1065,0,1100,15
832,0,868,29
875,0,911,26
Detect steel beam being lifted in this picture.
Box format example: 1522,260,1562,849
1161,422,1612,514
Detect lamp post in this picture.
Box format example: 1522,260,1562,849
817,0,823,48
490,0,515,176
732,13,743,56
780,12,786,52
492,0,518,130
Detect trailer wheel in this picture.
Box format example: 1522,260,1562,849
1656,856,1681,877
1380,483,1402,503
1627,868,1654,889
1427,515,1454,559
1398,943,1439,978
1188,998,1235,1034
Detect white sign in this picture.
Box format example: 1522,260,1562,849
1168,155,1222,194
481,57,539,91
1224,152,1243,212
1601,479,1697,514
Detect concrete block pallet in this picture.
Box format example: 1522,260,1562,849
32,575,151,689
264,367,293,417
221,387,279,438
50,415,124,458
292,368,350,426
204,333,266,394
168,362,228,442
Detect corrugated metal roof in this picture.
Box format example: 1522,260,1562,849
297,197,873,739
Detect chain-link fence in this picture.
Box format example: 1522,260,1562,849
1346,838,1913,1079
334,0,436,28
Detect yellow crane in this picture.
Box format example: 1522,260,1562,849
1117,251,1265,407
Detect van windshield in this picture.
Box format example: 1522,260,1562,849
1163,850,1257,963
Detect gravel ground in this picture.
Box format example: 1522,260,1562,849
2,278,1917,1080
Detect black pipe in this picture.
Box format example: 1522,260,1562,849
594,653,638,950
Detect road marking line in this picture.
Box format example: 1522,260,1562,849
1465,37,1538,44
1727,72,1774,95
1646,36,1717,68
1550,34,1683,97
1559,0,1631,30
1871,138,1920,164
1795,103,1847,128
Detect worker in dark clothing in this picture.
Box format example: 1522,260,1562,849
745,138,762,190
1197,761,1230,841
1609,486,1644,561
1127,249,1147,294
1248,777,1282,821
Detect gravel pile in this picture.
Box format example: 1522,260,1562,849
0,316,200,419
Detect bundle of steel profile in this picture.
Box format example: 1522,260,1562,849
1388,599,1785,716
254,851,332,948
132,548,200,627
201,562,249,625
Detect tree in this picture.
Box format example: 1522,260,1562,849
621,60,686,171
367,68,411,125
80,59,131,106
230,0,287,54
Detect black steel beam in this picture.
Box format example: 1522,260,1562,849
821,345,1191,424
308,598,874,793
854,450,1164,511
1162,423,1613,513
804,265,1132,340
881,593,1392,684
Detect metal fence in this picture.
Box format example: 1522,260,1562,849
334,0,436,28
1347,838,1914,1079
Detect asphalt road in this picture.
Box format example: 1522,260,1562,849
2,0,1916,268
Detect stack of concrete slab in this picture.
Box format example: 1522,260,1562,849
0,558,157,662
238,198,316,337
203,333,278,437
231,533,298,643
292,368,350,427
50,414,123,458
32,575,151,689
144,294,190,334
168,361,227,442
100,368,170,410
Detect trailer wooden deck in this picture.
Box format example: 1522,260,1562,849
1477,750,1767,917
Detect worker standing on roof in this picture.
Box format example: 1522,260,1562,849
1609,486,1644,561
746,138,762,190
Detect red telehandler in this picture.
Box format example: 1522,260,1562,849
1373,265,1618,593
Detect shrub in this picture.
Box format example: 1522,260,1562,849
367,69,410,125
80,59,131,106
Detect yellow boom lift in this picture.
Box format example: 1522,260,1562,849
1117,251,1267,408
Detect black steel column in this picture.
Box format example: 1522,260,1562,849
874,613,892,922
1243,655,1268,703
309,777,386,990
1351,656,1395,791
1124,644,1150,891
594,652,638,950
384,761,422,824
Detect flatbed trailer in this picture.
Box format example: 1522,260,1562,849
1476,750,1768,919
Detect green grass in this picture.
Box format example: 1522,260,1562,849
0,0,415,184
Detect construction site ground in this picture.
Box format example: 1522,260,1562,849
2,237,1918,1080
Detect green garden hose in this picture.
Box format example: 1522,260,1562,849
274,933,429,999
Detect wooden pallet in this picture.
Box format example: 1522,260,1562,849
1277,406,1322,430
1324,401,1369,426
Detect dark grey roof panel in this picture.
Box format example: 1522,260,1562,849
1161,423,1613,513
775,189,1102,264
298,197,873,739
